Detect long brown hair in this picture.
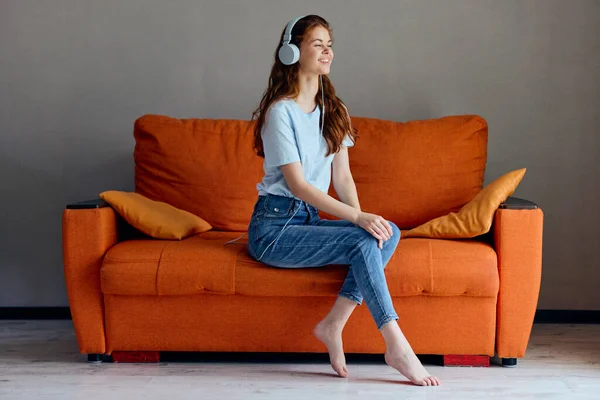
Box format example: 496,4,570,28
251,15,358,158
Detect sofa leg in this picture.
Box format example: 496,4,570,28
501,357,517,368
111,351,160,363
87,354,103,363
443,355,490,367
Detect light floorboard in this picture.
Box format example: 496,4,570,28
1,321,599,399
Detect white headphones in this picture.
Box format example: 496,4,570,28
278,15,306,65
278,15,326,136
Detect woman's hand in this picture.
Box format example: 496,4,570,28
355,211,394,249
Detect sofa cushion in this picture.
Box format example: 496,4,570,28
99,190,212,240
320,114,489,228
133,114,487,231
101,231,245,296
235,238,498,298
134,115,262,232
403,168,527,238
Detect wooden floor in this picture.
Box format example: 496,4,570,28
0,321,599,399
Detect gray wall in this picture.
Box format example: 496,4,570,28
1,0,598,309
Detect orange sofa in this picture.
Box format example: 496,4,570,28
62,113,543,367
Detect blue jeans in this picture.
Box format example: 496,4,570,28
247,193,401,330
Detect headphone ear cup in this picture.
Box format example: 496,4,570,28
278,43,300,65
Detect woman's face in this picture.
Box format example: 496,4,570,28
299,26,334,76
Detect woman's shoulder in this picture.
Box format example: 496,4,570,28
269,98,294,112
266,98,295,120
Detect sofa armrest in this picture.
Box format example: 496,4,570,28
493,198,543,359
62,198,119,354
66,198,109,209
499,196,538,210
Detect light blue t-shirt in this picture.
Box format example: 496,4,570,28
256,98,354,199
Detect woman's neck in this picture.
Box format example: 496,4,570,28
295,72,320,106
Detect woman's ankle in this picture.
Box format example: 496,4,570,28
380,320,408,349
322,296,358,328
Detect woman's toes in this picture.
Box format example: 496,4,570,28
332,361,347,377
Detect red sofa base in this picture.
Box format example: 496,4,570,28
94,351,492,367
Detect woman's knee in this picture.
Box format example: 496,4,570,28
355,226,377,247
355,221,400,247
389,221,401,241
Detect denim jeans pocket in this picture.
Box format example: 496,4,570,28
257,194,296,220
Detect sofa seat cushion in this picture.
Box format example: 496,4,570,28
235,238,499,298
101,231,246,296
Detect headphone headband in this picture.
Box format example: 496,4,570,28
282,15,306,45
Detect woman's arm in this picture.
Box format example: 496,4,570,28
282,159,391,247
281,160,360,223
333,174,361,211
332,146,361,210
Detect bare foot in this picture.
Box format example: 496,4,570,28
384,346,442,386
313,320,348,378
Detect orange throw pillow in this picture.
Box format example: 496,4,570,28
403,168,526,239
99,191,212,240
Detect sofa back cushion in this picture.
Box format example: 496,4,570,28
325,114,488,227
133,114,487,231
134,115,262,232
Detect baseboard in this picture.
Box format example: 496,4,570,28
0,307,71,319
533,310,600,324
0,307,599,323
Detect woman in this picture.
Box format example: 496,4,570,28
248,15,441,387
